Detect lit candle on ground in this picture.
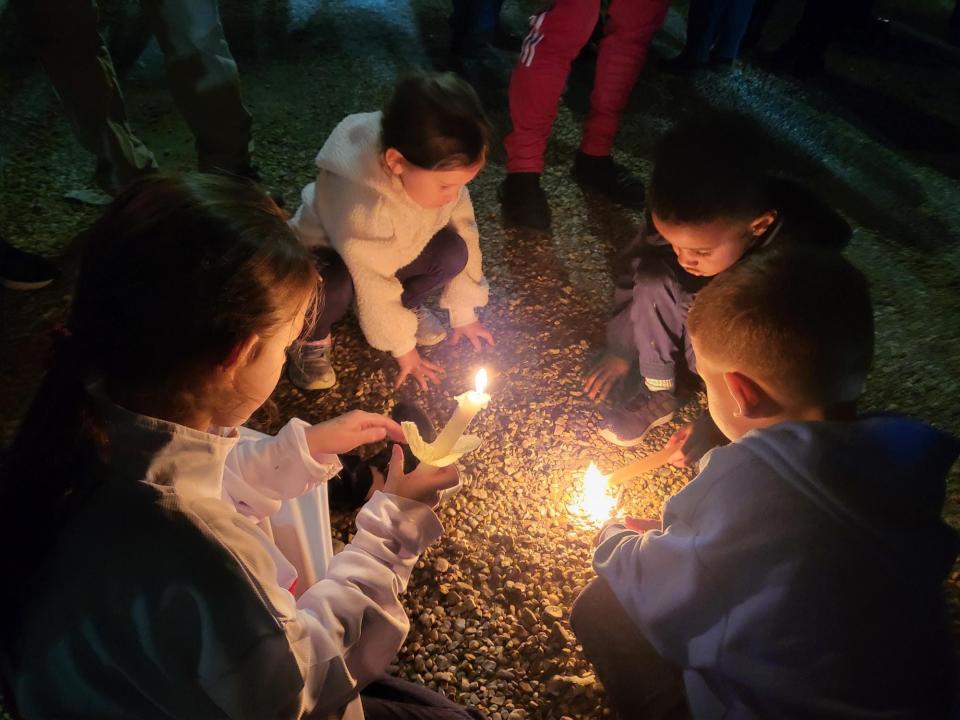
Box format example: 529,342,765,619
430,368,490,457
402,369,490,467
567,462,617,525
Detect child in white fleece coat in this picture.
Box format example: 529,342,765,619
288,73,494,391
1,175,479,720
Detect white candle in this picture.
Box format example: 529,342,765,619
430,369,490,457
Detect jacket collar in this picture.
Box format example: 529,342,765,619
90,385,239,504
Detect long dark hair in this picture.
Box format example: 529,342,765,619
0,174,318,647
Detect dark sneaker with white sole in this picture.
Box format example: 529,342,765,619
287,337,336,390
599,388,683,447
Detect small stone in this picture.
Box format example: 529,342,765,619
434,558,450,573
541,605,563,623
550,621,574,646
518,607,538,629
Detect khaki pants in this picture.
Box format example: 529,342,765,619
15,0,252,194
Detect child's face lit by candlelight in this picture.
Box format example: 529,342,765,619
651,211,776,277
384,148,483,209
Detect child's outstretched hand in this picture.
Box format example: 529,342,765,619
395,348,445,390
592,516,660,547
584,353,630,402
382,445,460,508
450,321,495,351
666,413,729,468
305,410,405,456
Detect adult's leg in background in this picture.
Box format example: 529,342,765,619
12,0,158,194
142,0,253,174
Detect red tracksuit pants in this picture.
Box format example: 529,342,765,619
505,0,670,173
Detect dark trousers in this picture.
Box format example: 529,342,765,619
684,0,758,62
571,578,691,720
630,251,710,383
13,0,252,195
361,676,483,719
309,227,468,342
450,0,505,48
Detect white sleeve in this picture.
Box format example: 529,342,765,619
294,491,443,689
440,187,489,328
288,178,330,249
222,419,342,521
184,491,443,719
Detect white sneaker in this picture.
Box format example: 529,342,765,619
287,336,337,390
414,307,447,346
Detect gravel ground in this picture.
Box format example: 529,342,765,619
1,1,959,717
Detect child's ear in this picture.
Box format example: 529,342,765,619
750,210,778,237
723,371,779,419
383,148,405,176
221,334,259,377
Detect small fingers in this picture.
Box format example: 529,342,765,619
356,427,388,445
386,444,404,483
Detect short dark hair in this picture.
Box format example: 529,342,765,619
381,72,492,170
688,246,874,406
647,112,776,225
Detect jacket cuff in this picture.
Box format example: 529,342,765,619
448,307,477,328
390,339,418,358
365,491,444,554
288,418,343,480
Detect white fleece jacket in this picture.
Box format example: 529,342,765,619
290,111,489,357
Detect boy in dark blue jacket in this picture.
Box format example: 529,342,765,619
584,114,852,459
572,247,959,719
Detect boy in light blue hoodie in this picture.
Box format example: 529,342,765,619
571,247,959,720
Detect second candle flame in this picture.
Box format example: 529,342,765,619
569,463,617,525
474,368,488,395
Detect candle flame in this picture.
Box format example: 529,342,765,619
568,462,617,525
474,368,488,394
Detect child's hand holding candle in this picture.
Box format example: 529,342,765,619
402,369,490,467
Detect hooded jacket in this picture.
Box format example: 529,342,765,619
595,416,960,719
290,112,489,357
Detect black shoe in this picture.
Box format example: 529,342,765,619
709,55,736,71
0,240,57,290
758,42,825,78
498,172,552,230
571,151,645,210
658,51,710,74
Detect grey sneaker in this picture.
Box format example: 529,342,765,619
414,307,447,346
287,337,337,390
598,388,682,447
